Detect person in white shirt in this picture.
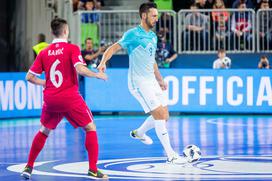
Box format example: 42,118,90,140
213,49,231,69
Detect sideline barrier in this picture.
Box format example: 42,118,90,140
0,70,271,118
71,9,272,54
85,69,272,113
0,73,43,118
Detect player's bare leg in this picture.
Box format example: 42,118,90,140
21,126,51,179
151,106,187,165
84,122,108,179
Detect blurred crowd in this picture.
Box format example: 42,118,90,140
68,0,271,69
177,0,272,11
72,0,104,12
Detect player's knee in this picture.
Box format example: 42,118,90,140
84,122,96,132
164,112,169,121
159,112,169,120
40,126,51,136
152,107,169,120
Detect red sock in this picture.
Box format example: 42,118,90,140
27,131,48,168
85,131,99,172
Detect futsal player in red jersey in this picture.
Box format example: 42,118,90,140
21,18,108,179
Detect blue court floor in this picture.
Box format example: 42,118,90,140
0,115,272,181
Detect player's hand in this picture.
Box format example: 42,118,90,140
159,80,167,91
97,62,106,72
95,71,108,80
165,58,171,63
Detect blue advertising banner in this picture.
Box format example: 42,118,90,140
0,73,43,118
0,70,271,119
85,69,272,113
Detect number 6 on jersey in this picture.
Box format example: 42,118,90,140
50,59,63,88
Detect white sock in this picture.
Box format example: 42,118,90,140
136,115,154,137
154,120,175,158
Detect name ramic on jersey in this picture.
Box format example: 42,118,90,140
48,48,64,56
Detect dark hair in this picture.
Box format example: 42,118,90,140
38,33,46,42
50,18,68,37
85,37,92,43
260,0,270,6
239,0,246,6
218,49,226,53
85,0,95,9
260,55,268,60
139,2,157,18
190,3,198,9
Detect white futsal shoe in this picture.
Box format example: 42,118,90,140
130,130,153,145
166,153,188,165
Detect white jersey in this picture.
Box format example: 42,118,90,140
213,57,231,69
117,25,167,113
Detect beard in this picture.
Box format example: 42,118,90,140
145,18,154,29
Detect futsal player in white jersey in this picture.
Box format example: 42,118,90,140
97,2,187,164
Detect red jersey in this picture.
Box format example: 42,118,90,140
29,39,86,112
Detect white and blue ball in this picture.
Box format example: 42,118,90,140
183,145,201,163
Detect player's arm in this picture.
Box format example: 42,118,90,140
75,64,107,80
154,62,167,90
26,72,46,87
97,42,122,72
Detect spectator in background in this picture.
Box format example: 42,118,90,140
80,0,101,50
78,0,104,10
213,49,231,69
258,55,270,69
232,0,254,8
156,12,174,46
184,3,209,50
155,31,178,68
32,33,49,59
231,1,253,50
95,0,102,10
81,37,105,68
81,0,99,23
258,0,272,50
212,0,231,49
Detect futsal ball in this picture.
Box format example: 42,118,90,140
183,144,201,163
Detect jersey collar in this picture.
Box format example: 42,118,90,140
138,25,151,34
52,38,68,44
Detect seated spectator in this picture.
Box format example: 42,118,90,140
211,0,231,49
95,0,103,10
80,0,101,49
81,37,105,68
213,49,231,69
155,31,178,68
232,0,254,9
81,0,99,23
78,0,104,10
156,12,174,46
258,55,270,69
258,0,272,50
183,3,210,51
231,1,253,50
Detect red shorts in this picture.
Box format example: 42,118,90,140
40,100,93,129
